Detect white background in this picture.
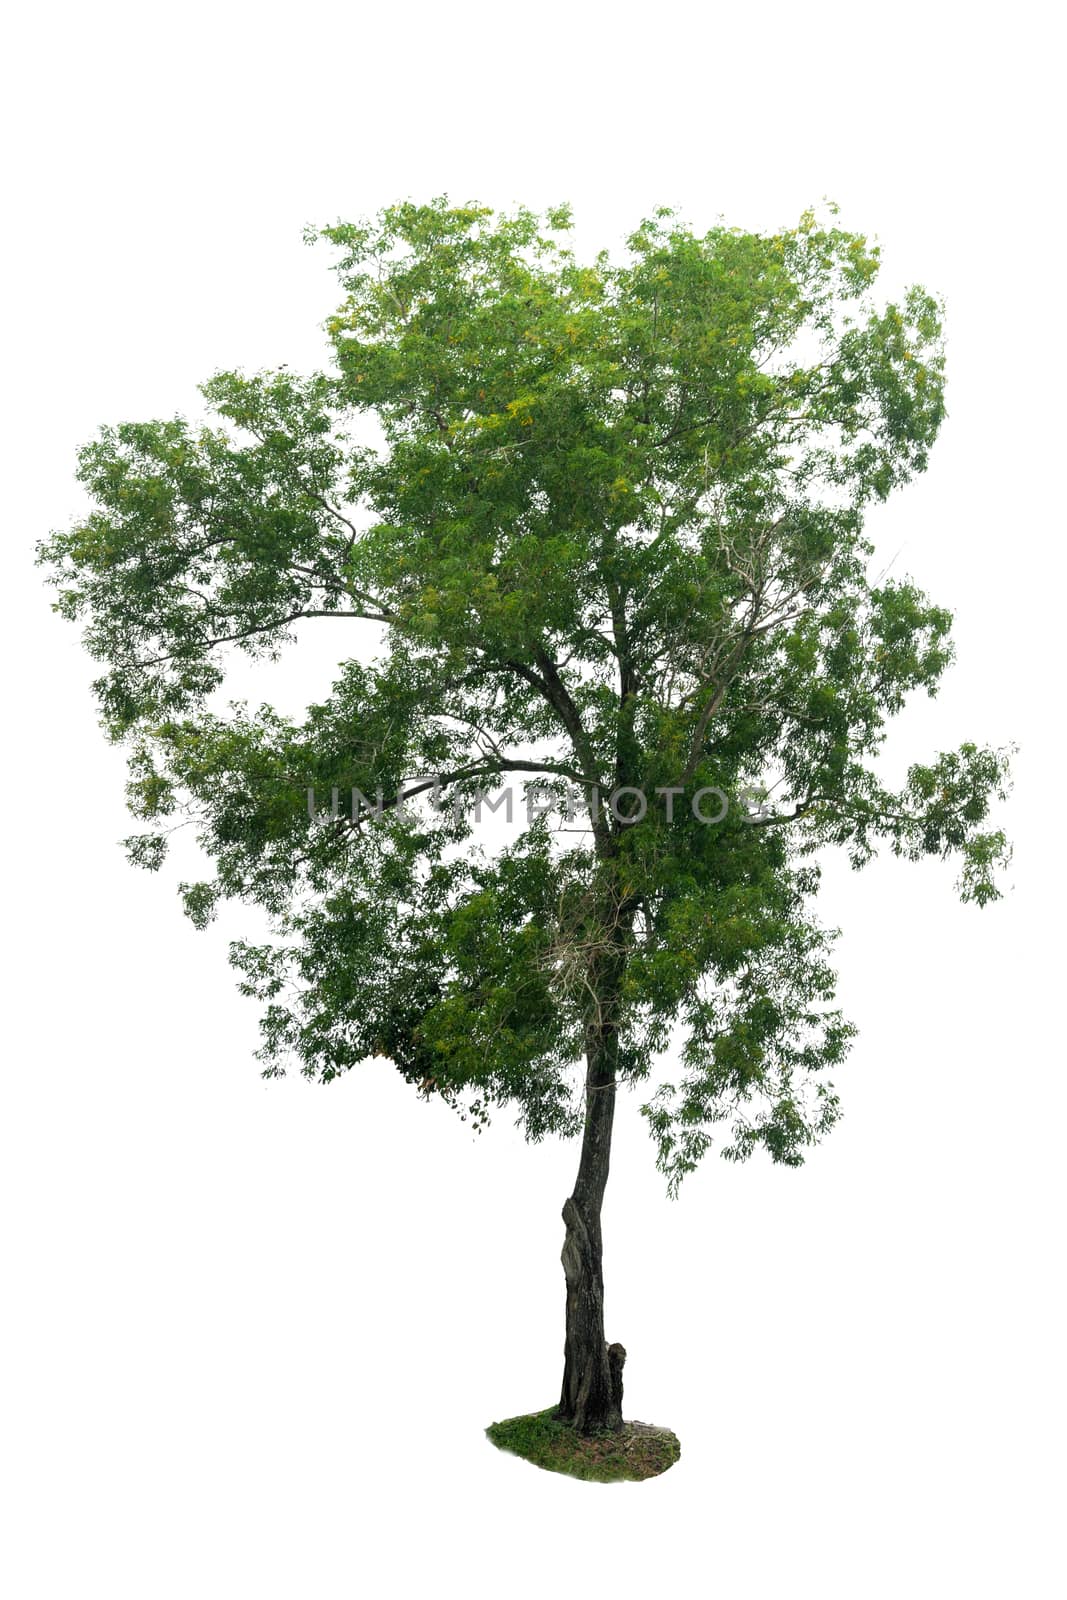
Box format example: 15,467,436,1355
2,4,1063,1596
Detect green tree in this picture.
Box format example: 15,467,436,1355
40,200,1011,1435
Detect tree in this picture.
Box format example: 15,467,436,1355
39,200,1011,1437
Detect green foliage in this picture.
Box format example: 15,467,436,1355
38,199,1012,1187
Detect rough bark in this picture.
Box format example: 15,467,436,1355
557,1023,625,1433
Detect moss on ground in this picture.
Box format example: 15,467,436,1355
485,1406,680,1482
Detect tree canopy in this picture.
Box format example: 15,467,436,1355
40,199,1011,1190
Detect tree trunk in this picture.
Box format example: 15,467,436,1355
556,1027,626,1433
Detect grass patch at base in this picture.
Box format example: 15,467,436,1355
486,1406,680,1482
